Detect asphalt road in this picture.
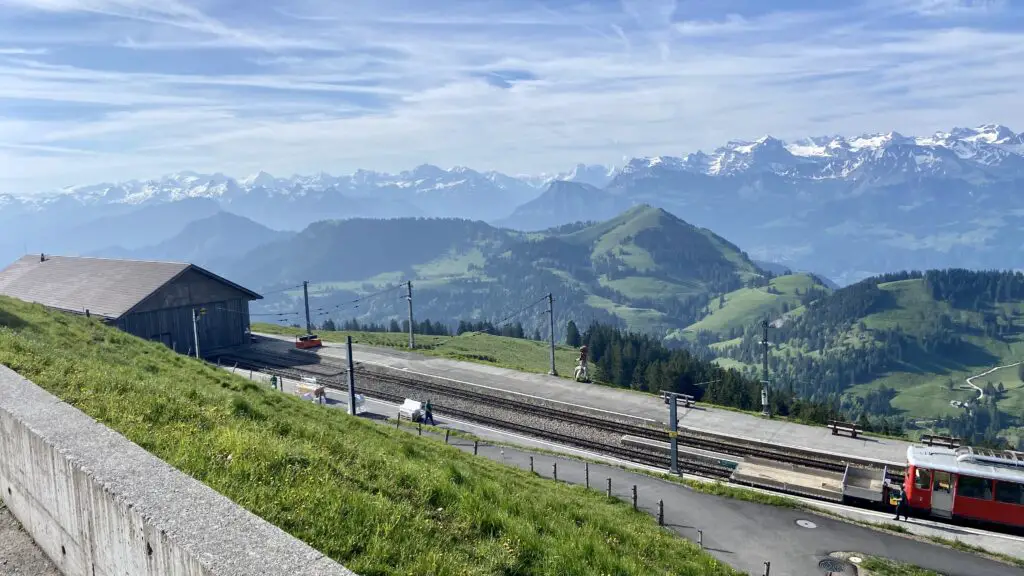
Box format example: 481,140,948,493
289,382,1022,576
0,501,60,576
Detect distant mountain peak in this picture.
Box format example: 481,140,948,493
242,170,277,188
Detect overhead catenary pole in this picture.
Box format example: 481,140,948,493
761,319,770,417
302,280,312,334
669,394,679,473
406,280,415,349
547,293,557,376
346,336,357,415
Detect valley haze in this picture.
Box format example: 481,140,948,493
3,124,1023,287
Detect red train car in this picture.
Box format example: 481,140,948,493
903,445,1024,528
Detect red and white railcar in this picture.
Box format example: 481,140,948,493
903,445,1024,528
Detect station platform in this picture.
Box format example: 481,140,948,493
251,333,913,467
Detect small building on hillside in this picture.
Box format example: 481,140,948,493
0,254,262,357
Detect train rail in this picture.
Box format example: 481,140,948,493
218,354,734,479
212,348,1024,540
217,349,851,477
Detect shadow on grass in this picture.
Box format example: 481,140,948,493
0,308,27,330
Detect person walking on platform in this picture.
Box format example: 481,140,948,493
424,399,435,425
893,487,909,521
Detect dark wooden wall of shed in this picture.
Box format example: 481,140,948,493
117,268,256,356
117,298,250,355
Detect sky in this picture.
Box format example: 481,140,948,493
0,0,1023,193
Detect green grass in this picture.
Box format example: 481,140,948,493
0,296,740,576
680,274,822,338
584,295,672,332
254,322,583,377
851,279,1024,431
600,276,704,300
714,276,1024,434
860,556,941,576
924,536,1024,569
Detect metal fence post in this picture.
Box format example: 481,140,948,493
418,422,422,435
396,412,401,428
445,429,450,444
658,500,664,526
553,462,558,481
585,462,589,488
530,456,534,473
606,478,612,497
632,485,637,510
698,529,703,549
474,440,478,455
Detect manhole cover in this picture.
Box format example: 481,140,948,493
818,558,849,573
796,519,817,529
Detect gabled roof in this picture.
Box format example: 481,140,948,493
0,255,262,320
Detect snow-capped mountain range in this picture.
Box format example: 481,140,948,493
621,124,1024,181
2,124,1023,286
6,124,1020,209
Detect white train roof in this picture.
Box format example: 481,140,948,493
907,445,1024,484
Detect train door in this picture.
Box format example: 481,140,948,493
931,470,954,518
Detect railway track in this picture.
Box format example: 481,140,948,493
216,352,734,479
217,349,857,476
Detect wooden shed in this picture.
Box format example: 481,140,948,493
0,254,262,357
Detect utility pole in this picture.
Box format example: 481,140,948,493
191,307,204,359
302,280,312,334
346,336,357,416
547,293,557,376
406,280,415,349
761,319,770,418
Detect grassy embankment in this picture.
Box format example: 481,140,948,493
0,296,739,576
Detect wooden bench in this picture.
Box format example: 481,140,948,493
921,434,961,449
662,392,696,408
828,419,860,439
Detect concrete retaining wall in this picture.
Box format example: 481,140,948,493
0,365,357,576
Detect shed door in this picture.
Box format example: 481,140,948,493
931,470,954,518
152,333,173,350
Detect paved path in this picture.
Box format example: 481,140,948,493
965,361,1022,403
251,334,914,466
226,365,1024,576
0,501,60,576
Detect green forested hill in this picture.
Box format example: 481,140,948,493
710,269,1024,447
241,205,797,338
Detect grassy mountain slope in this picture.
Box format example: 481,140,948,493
0,295,737,576
673,273,828,341
246,205,776,337
711,270,1024,445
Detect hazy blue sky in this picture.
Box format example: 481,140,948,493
0,0,1022,193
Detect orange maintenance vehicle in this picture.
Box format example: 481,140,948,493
295,333,323,350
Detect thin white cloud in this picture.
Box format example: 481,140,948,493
0,0,1022,193
902,0,1008,17
0,46,49,54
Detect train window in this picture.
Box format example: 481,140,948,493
956,475,993,500
933,470,952,493
914,468,931,490
995,481,1024,505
